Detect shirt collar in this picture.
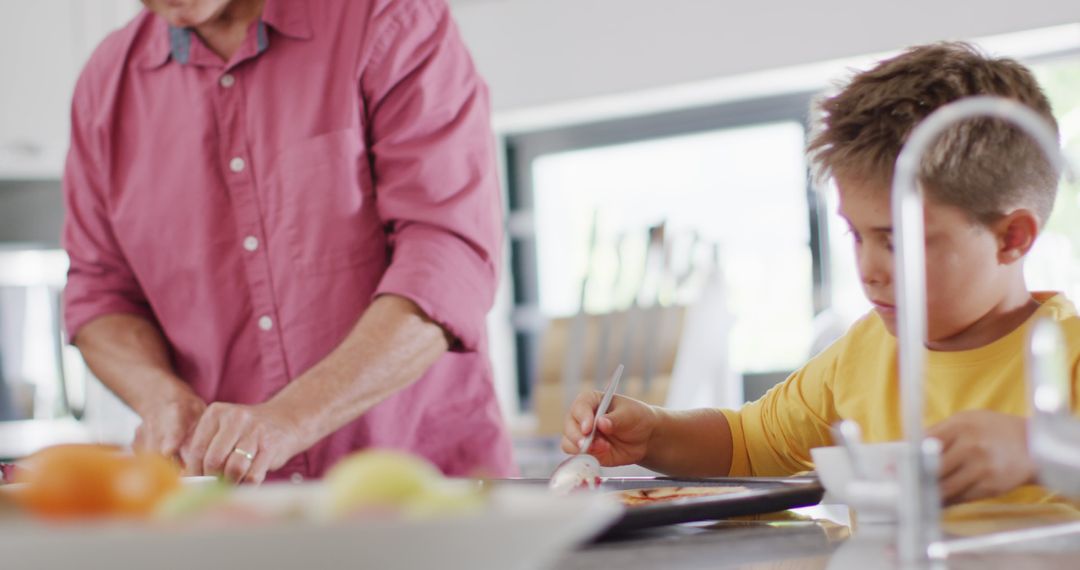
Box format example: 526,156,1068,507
261,0,313,41
138,0,310,70
139,15,172,70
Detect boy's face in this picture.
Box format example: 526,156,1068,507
835,176,1011,342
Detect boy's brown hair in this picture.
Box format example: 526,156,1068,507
808,42,1060,225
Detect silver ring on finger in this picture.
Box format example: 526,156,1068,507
232,446,256,462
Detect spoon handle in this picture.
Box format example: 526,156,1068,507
581,364,625,453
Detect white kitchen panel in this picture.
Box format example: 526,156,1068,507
0,0,141,181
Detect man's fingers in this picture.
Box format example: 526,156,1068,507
203,414,245,476
156,428,189,459
245,446,273,485
224,438,258,483
135,429,183,459
181,411,220,476
132,424,150,451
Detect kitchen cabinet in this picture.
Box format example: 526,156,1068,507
0,0,141,181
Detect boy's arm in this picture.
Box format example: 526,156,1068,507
728,360,841,476
635,334,846,478
640,408,734,477
721,337,847,477
567,326,848,478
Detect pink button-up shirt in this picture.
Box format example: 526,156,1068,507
62,0,513,478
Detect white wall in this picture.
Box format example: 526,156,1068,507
450,0,1080,113
0,0,140,177
6,1,1080,162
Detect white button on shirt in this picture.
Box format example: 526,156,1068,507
258,316,273,331
229,157,245,173
219,74,236,88
243,236,259,251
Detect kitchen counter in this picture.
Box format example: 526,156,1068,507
558,504,1080,570
0,417,92,461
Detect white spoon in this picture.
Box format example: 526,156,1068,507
549,364,624,495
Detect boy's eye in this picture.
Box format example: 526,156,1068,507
845,227,862,244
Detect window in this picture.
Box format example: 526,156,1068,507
505,93,825,407
1028,56,1080,300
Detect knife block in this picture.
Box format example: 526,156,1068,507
533,306,685,436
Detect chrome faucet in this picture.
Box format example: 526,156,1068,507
1027,318,1080,497
890,95,1069,562
925,321,1080,561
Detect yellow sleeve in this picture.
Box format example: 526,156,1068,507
722,332,847,477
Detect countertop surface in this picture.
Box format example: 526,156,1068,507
0,418,92,461
558,504,1080,570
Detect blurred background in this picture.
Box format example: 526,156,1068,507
2,0,1080,476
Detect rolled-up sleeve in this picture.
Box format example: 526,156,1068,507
722,338,842,477
61,71,153,341
362,0,502,352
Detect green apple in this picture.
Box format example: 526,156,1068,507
325,449,442,516
154,477,231,519
404,480,485,518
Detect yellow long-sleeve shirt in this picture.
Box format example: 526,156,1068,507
722,291,1080,505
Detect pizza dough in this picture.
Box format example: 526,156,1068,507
616,485,749,506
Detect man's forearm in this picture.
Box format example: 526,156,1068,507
73,313,195,416
264,294,450,448
641,408,734,477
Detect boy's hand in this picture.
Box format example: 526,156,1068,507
561,392,659,467
928,410,1037,505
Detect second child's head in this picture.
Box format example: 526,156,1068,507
808,42,1061,347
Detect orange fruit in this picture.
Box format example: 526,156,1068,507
13,444,180,520
113,452,183,515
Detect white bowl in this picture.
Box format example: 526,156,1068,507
811,441,909,524
0,485,621,570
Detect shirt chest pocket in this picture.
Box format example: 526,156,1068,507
266,129,387,273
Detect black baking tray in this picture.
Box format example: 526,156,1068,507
487,476,824,536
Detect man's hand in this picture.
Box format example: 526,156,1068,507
132,392,206,459
180,401,308,484
73,314,209,462
928,410,1037,505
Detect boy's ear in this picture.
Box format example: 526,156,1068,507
993,209,1040,264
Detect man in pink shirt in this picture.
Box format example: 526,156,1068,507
62,0,514,483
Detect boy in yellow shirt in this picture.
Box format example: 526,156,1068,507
561,42,1080,506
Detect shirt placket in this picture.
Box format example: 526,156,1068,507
209,66,291,391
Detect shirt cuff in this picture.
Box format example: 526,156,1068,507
373,225,496,353
721,408,753,477
64,295,154,343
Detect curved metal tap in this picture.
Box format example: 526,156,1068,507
890,95,1069,562
1028,318,1080,497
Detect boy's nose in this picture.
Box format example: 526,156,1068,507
857,250,890,287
